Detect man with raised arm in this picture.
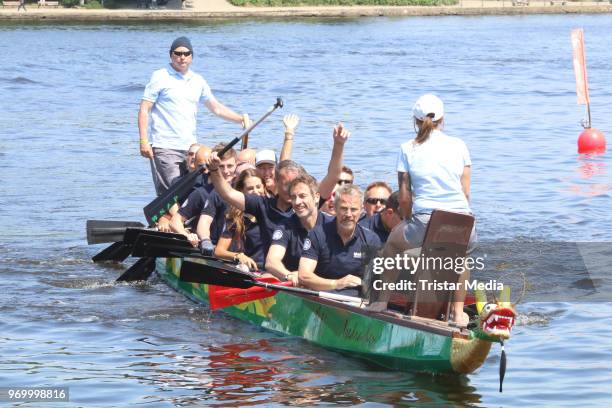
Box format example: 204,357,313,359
170,144,237,251
207,123,350,257
298,184,382,293
138,36,249,196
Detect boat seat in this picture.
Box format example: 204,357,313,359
368,209,474,321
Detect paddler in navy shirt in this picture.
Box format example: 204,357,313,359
206,122,351,258
299,184,382,292
357,191,402,243
265,174,332,285
170,144,237,253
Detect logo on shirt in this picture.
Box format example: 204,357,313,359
272,230,283,241
353,252,362,259
181,199,189,208
203,199,210,209
303,238,312,251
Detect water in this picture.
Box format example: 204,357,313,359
1,15,611,407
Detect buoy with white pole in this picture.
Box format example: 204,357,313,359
571,28,606,155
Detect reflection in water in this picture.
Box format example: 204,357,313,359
122,339,485,407
563,156,611,197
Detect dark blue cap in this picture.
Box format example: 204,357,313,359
170,36,193,54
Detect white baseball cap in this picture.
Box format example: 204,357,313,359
413,94,444,121
255,149,277,167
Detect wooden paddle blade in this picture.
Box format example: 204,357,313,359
92,241,132,263
86,220,145,244
116,257,157,282
179,260,254,289
208,278,291,310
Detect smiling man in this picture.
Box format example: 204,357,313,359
138,36,249,196
265,174,332,285
298,184,382,293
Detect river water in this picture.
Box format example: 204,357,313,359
1,14,612,407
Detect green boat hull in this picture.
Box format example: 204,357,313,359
157,257,493,374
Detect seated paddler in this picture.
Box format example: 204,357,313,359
214,166,266,271
298,184,382,294
265,174,333,286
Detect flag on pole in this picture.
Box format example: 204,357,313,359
571,28,590,105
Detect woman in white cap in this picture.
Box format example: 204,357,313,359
385,94,474,326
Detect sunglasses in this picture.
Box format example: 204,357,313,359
366,198,387,205
173,51,192,57
337,179,353,186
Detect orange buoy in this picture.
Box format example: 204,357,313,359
578,128,606,154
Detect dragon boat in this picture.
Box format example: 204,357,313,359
87,210,516,379
156,254,515,375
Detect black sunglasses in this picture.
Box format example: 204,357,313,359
366,198,387,205
173,51,192,57
337,179,352,185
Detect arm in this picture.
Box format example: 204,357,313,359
170,212,199,246
460,165,471,202
156,203,178,232
138,100,154,159
205,99,247,126
397,171,412,220
207,152,246,211
279,114,299,162
156,214,172,232
195,214,213,241
319,123,350,199
298,257,361,291
265,244,293,280
214,237,258,270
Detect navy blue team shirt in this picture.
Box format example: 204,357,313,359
357,212,389,243
221,215,265,269
177,182,225,244
270,211,332,271
301,218,382,280
244,194,294,256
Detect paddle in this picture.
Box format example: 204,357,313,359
179,259,363,306
91,228,186,263
143,97,284,226
116,257,157,282
116,232,223,282
86,220,146,244
92,241,134,263
130,234,197,258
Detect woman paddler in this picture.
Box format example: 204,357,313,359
384,94,476,326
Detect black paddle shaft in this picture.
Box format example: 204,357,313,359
180,259,333,298
218,97,283,157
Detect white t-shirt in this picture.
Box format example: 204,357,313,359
142,65,216,150
396,129,471,215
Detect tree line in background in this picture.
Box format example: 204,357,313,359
229,0,458,5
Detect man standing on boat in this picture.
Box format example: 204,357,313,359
138,36,249,196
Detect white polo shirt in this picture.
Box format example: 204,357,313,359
142,64,217,150
396,130,471,215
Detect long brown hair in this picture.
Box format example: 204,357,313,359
227,169,262,243
414,115,443,144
